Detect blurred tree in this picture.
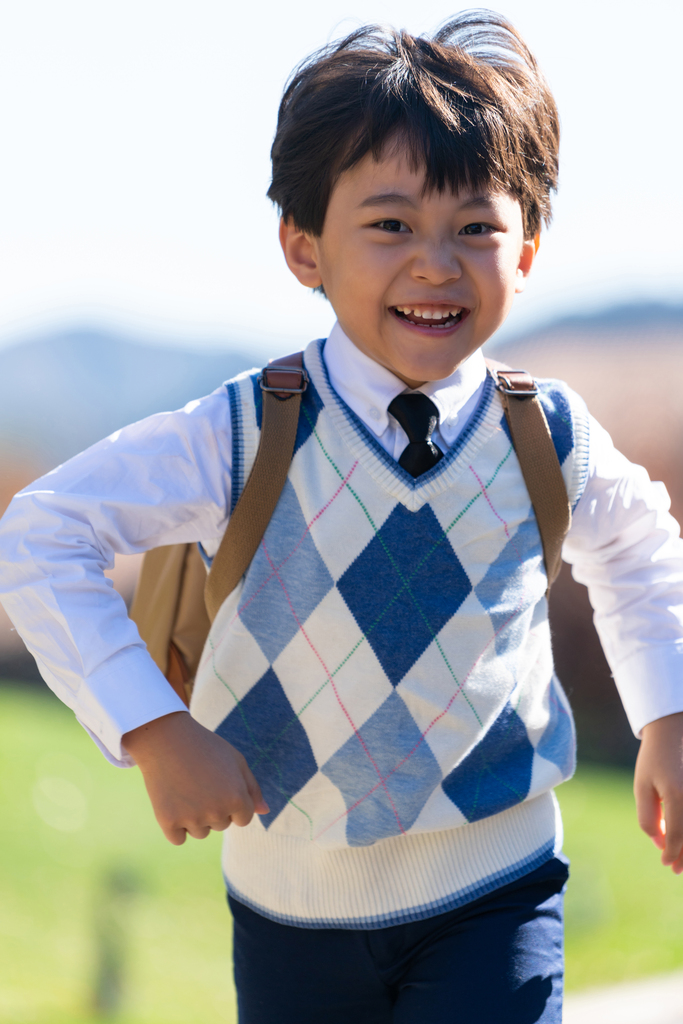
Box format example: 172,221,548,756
91,867,141,1019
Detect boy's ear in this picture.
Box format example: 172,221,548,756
279,218,323,289
514,235,539,294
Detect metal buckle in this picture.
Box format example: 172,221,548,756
494,371,538,398
258,367,309,394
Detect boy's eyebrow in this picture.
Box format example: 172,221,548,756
357,191,419,209
458,194,498,210
357,191,498,211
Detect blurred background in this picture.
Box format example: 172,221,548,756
1,0,682,1020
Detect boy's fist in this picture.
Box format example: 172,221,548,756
122,711,269,845
634,711,683,873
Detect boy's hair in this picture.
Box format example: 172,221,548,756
268,9,559,240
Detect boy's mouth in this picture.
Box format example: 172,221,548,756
391,305,467,330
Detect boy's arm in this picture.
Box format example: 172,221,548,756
563,413,683,871
0,386,235,765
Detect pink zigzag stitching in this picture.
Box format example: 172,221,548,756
260,537,408,837
198,460,359,673
313,466,531,841
469,465,511,542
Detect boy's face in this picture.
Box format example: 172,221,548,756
280,148,537,388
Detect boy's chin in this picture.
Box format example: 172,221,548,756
344,322,480,384
389,340,480,384
387,356,466,387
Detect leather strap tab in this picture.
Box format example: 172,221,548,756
204,352,305,622
494,368,538,396
258,353,308,399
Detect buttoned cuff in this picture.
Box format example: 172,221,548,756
611,642,683,737
41,644,189,765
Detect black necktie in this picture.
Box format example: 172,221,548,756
388,393,444,478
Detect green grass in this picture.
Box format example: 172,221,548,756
560,762,683,990
2,684,683,1021
0,684,236,1024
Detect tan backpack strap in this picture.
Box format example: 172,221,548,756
485,359,571,590
204,351,307,623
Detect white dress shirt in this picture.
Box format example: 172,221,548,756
323,322,488,462
1,320,682,766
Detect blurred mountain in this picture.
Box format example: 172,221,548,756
1,304,681,474
0,326,257,471
494,300,683,348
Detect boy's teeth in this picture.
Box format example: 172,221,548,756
395,306,462,319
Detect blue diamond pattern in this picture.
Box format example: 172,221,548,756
337,503,471,686
475,516,542,656
322,691,442,846
538,383,574,466
293,376,325,457
442,702,534,822
536,678,574,775
239,478,334,663
215,667,317,828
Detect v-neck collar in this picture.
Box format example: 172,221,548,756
304,339,504,512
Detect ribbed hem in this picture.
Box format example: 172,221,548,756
222,791,560,929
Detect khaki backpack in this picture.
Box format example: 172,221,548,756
130,352,571,707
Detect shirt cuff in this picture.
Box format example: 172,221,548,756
612,642,683,737
78,719,137,768
47,644,190,763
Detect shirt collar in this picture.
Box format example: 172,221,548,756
322,321,488,438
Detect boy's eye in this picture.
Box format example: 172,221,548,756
460,222,493,236
375,219,407,233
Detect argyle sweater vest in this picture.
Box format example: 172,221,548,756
191,339,590,929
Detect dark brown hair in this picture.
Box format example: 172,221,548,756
268,9,559,239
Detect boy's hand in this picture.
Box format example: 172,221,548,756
634,711,683,873
122,711,269,845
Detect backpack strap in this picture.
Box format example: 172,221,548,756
203,351,307,622
485,358,571,590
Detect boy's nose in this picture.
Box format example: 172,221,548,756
411,242,462,284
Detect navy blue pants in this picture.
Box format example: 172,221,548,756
229,855,568,1023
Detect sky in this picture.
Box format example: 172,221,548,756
0,0,680,358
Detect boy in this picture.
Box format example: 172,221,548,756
2,10,683,1022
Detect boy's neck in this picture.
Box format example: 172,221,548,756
323,322,487,427
334,322,482,391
